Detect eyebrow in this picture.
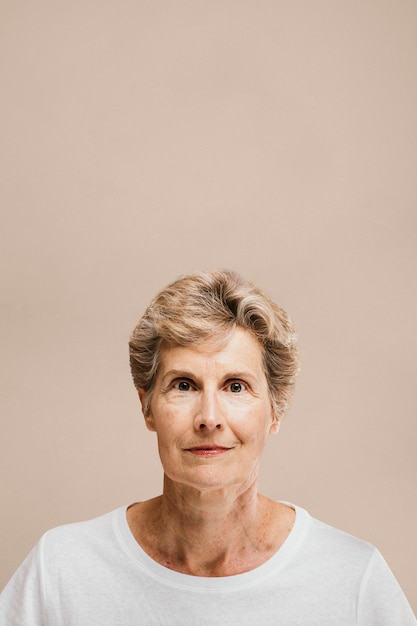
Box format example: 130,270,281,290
160,369,259,384
160,369,195,381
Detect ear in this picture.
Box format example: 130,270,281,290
138,389,156,432
269,418,281,436
268,407,281,436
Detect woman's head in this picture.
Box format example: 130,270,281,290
129,270,299,419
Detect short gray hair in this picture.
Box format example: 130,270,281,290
129,270,299,418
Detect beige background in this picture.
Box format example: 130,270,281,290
1,0,416,612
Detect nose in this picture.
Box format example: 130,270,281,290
194,390,223,431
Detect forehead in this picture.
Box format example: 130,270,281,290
158,327,265,377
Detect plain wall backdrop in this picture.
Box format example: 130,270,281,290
1,0,416,612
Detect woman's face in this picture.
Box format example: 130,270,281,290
140,327,279,494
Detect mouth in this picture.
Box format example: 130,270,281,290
185,445,232,457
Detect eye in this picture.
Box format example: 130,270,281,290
174,380,192,391
229,381,245,393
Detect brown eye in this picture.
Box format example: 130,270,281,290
177,381,191,391
230,382,243,393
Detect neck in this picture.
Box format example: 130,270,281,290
128,475,292,576
161,474,260,537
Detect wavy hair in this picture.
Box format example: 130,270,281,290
129,270,299,419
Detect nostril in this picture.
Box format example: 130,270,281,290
197,421,222,430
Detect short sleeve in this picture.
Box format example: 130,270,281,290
0,538,46,626
357,548,416,625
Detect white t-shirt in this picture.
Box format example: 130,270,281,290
1,503,415,625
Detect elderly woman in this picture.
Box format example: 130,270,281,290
1,270,415,625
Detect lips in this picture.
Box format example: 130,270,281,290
186,445,232,456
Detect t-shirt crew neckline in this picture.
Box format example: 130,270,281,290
113,502,312,590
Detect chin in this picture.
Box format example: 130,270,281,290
168,467,251,494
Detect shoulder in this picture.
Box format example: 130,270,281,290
0,506,130,624
1,507,128,597
6,506,127,583
283,504,416,623
38,506,124,558
288,503,378,572
308,513,375,554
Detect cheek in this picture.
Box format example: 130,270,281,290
235,412,272,446
152,406,189,446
